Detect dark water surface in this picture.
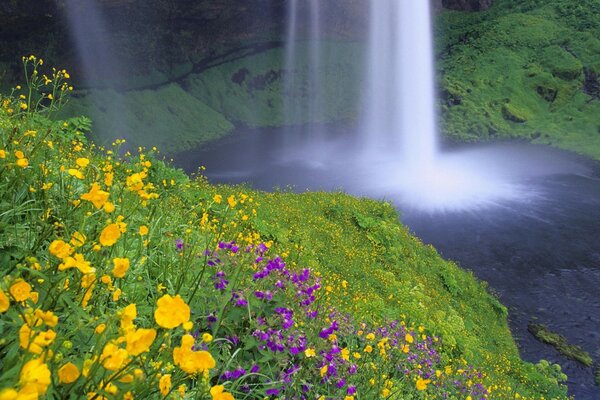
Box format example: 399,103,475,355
175,125,600,399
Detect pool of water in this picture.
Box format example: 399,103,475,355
175,124,600,398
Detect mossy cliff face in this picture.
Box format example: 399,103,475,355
3,0,599,160
436,0,600,159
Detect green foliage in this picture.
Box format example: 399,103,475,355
436,0,600,159
185,41,362,128
528,324,594,367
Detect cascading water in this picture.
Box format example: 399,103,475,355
362,1,436,168
61,0,128,141
283,0,323,130
360,0,523,211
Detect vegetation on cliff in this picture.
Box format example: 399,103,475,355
437,0,600,159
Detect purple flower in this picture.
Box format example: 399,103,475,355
176,239,184,250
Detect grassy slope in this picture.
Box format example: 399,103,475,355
436,0,600,159
0,100,568,397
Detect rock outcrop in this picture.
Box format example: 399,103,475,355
441,0,493,11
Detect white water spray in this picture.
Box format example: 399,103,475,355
359,0,525,211
363,1,437,167
283,1,323,128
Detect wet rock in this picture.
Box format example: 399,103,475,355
583,68,600,100
441,0,493,11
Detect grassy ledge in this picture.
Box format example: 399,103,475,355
0,58,570,399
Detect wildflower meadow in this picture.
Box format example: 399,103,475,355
0,58,570,399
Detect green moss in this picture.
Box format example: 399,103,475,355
184,41,363,127
528,323,594,367
539,46,584,81
437,0,600,159
502,102,530,123
595,364,600,387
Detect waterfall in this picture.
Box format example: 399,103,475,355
283,0,323,129
362,0,437,169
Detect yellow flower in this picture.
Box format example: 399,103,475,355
139,225,149,236
120,304,137,332
19,324,56,354
68,168,84,179
159,374,171,396
202,333,213,343
0,149,5,159
20,103,27,110
49,239,74,259
58,362,80,384
210,385,235,400
0,388,17,400
95,323,106,334
172,334,215,374
0,291,9,313
34,309,58,327
59,253,95,274
112,258,130,278
125,328,156,356
70,231,86,247
364,345,373,353
405,333,414,344
341,348,350,361
113,288,122,301
154,294,190,329
305,348,316,357
213,194,222,203
126,172,145,191
366,333,375,341
103,202,115,213
16,158,28,168
99,223,125,247
9,279,31,302
227,195,237,208
415,378,431,391
100,342,129,371
80,183,109,209
320,365,328,377
381,388,391,397
76,157,90,168
19,358,51,395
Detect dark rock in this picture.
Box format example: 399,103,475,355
231,68,250,85
442,0,493,11
536,85,558,102
248,69,281,91
583,68,600,100
528,323,594,367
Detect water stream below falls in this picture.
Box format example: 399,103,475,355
175,124,600,399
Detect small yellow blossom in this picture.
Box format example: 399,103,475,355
76,157,90,168
416,378,431,391
172,334,215,374
42,243,62,263
125,328,157,356
0,290,10,314
58,362,80,384
159,374,171,396
210,385,234,400
112,258,130,278
9,280,31,302
139,225,149,236
68,169,84,179
19,358,51,395
80,183,109,209
154,294,190,329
